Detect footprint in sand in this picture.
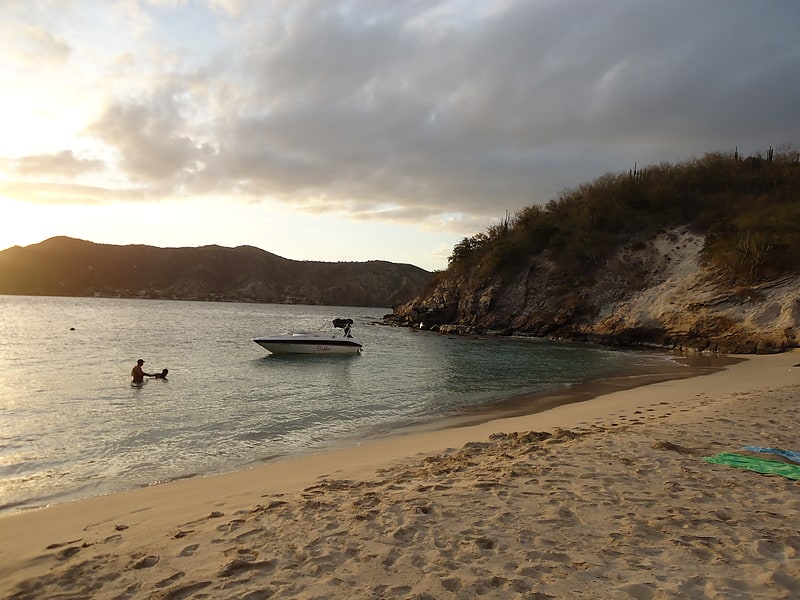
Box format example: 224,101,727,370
225,547,259,561
218,558,278,577
234,527,267,542
155,572,185,588
442,577,462,592
46,539,82,550
174,529,195,539
392,526,417,542
55,546,82,561
179,544,200,557
132,555,160,569
217,518,246,534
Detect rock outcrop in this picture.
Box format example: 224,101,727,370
390,228,800,354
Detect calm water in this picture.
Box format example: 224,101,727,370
0,295,683,515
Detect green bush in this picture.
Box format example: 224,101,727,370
447,147,800,285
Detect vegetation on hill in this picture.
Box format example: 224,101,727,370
0,237,431,307
446,146,800,286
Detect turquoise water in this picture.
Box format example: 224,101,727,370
0,295,681,515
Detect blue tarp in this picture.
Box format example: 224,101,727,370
742,446,800,464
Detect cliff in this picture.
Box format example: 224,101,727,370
391,228,799,353
0,237,431,308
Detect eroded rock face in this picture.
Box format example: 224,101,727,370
391,229,799,354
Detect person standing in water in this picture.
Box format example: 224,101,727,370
131,359,152,384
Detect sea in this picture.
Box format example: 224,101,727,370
0,295,702,516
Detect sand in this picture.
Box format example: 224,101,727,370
1,350,798,599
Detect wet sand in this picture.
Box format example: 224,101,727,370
1,350,798,599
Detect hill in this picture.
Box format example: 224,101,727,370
0,237,431,308
390,148,800,353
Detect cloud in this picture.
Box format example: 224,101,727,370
3,0,800,234
4,151,105,177
88,89,217,184
0,181,150,205
0,21,71,66
204,0,800,218
112,0,154,38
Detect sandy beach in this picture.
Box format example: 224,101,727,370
1,351,798,599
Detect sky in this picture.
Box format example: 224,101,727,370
0,1,798,271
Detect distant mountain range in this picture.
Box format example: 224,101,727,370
0,237,432,308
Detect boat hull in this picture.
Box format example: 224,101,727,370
253,336,362,355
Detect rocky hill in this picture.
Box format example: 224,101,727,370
0,237,432,308
392,227,799,353
389,150,800,354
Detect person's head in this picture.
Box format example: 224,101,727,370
137,359,145,365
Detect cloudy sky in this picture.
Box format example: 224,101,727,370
0,0,798,271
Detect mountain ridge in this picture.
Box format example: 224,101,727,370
0,236,431,308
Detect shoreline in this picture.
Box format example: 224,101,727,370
0,347,724,519
1,350,798,598
402,351,739,433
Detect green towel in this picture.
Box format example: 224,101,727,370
703,453,800,481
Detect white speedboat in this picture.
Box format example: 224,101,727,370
253,318,363,355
